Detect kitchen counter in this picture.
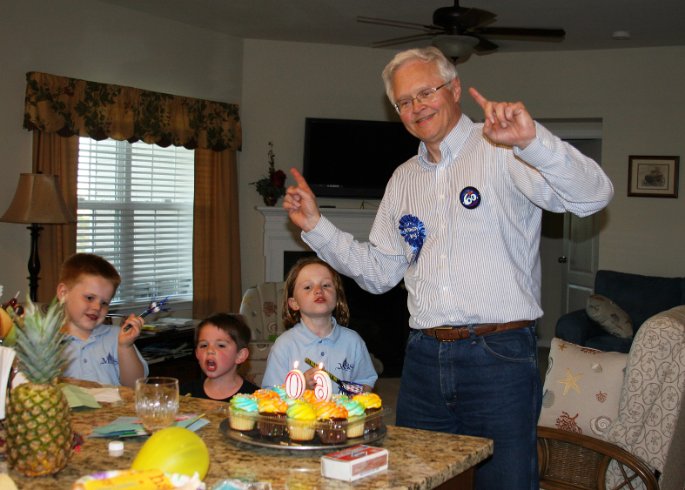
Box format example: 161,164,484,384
3,388,493,489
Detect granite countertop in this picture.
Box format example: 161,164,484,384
4,389,493,489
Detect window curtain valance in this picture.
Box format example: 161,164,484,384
24,71,243,315
23,71,241,152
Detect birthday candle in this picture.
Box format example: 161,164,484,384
313,363,332,401
284,361,306,399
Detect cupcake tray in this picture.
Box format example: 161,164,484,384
219,411,387,451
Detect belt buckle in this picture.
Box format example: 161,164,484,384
433,326,456,342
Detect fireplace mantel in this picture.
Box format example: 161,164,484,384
257,206,377,282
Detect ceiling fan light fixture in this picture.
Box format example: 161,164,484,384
432,34,478,61
612,30,631,40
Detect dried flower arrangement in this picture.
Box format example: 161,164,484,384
251,142,286,206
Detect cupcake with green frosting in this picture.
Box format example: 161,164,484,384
337,397,366,438
229,394,258,431
353,392,383,431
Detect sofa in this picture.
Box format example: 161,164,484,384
555,270,685,352
539,306,685,489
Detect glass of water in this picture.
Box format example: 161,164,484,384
135,377,179,432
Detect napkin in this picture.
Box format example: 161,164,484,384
90,417,148,438
0,346,16,419
82,386,123,403
90,415,210,438
60,383,101,409
175,414,210,431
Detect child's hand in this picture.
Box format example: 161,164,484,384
118,314,143,346
304,367,319,390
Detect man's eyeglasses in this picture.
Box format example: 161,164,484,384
393,80,454,114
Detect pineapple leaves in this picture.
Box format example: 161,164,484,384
13,298,69,385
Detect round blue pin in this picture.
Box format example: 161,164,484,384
459,187,481,209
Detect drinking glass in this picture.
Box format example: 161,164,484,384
135,376,179,432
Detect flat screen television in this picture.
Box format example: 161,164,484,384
302,117,420,199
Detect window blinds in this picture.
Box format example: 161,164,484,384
77,138,194,306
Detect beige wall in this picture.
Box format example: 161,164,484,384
1,0,684,311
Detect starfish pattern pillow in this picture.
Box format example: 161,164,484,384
539,338,628,439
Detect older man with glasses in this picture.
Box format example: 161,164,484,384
284,46,613,490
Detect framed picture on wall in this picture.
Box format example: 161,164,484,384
628,155,679,198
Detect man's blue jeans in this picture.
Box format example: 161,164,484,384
396,325,541,490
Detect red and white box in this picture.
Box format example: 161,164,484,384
321,444,389,482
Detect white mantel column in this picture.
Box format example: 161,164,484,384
257,207,377,282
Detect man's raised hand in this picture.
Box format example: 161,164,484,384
283,168,321,232
469,87,536,149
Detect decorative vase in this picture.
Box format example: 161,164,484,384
263,196,278,207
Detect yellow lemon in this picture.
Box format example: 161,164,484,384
131,426,209,479
0,308,15,344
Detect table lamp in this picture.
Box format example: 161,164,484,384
1,173,75,301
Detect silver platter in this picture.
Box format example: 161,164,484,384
219,418,386,451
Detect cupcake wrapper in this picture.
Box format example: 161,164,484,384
258,413,287,437
317,418,348,444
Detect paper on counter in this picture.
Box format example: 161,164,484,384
90,415,210,438
60,383,101,409
83,386,123,403
90,417,148,438
59,384,122,407
0,473,19,490
0,346,16,419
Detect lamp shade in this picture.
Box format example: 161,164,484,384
1,173,75,224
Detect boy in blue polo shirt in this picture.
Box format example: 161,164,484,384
57,253,148,387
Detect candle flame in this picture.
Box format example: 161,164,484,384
318,362,324,370
293,360,299,370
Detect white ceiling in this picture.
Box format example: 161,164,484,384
97,0,685,55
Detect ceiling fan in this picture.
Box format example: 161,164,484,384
358,0,565,62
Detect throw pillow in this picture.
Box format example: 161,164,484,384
586,294,633,338
539,338,628,439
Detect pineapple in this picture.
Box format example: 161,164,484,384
4,299,73,476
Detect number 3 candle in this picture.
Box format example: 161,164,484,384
285,361,306,399
313,363,333,401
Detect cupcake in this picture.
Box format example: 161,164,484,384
314,400,348,444
337,397,366,438
257,396,288,437
353,392,383,431
302,389,317,404
253,388,280,401
286,400,317,442
228,394,258,431
282,395,299,408
269,385,287,400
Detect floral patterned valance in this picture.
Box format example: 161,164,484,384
23,71,241,152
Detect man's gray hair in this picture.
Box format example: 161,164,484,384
382,47,459,102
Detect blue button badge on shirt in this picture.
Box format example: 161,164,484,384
459,187,481,209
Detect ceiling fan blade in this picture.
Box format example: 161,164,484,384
372,33,436,48
432,4,496,31
454,8,497,29
475,27,565,39
471,35,498,53
357,16,438,33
